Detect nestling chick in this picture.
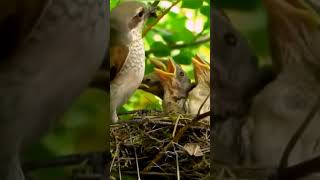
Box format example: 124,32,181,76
186,55,210,122
153,58,192,114
140,72,164,98
110,1,154,123
140,58,193,99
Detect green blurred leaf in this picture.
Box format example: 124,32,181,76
150,42,171,57
110,0,120,10
214,0,260,10
200,5,210,17
181,0,204,9
174,29,195,43
173,49,194,65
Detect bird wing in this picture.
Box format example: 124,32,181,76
0,0,49,60
110,43,129,81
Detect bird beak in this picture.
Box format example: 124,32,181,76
150,58,167,71
146,2,158,19
192,54,210,74
139,83,150,89
154,58,176,81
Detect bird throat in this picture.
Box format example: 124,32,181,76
129,24,143,43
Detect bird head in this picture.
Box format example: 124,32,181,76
140,72,164,97
139,58,167,96
110,1,155,38
192,54,210,84
153,58,187,113
153,58,177,87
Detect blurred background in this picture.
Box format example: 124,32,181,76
214,0,271,66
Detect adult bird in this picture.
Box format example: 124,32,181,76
0,0,107,179
110,1,154,123
186,55,210,122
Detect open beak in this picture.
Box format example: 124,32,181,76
192,54,210,75
150,58,167,71
154,58,176,81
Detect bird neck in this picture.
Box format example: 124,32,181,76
129,25,143,43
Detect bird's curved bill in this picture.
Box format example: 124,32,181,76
139,83,150,89
150,58,167,71
154,58,176,80
192,54,210,72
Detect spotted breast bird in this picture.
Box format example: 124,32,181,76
186,55,210,122
0,0,107,179
110,1,155,123
153,58,193,114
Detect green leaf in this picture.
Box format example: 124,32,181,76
200,5,210,18
181,0,204,9
203,20,210,30
110,0,120,10
150,42,171,57
214,0,260,10
173,49,194,65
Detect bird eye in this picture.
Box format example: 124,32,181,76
137,10,144,18
179,71,184,77
224,32,237,46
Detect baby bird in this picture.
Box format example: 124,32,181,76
186,55,210,122
153,58,192,114
140,58,193,99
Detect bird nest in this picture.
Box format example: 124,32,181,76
110,110,210,179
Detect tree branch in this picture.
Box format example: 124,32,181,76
145,35,210,56
142,111,210,172
143,0,182,37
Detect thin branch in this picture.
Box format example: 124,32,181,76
197,94,210,117
172,35,210,49
143,0,182,37
142,111,210,172
279,96,320,169
145,35,210,56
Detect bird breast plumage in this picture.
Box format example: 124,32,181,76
118,39,145,80
187,83,210,117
